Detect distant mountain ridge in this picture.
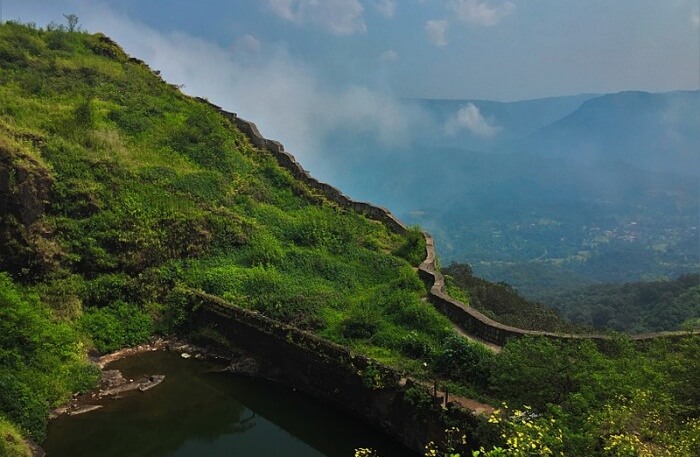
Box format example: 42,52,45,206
318,89,700,300
511,90,700,176
411,93,597,150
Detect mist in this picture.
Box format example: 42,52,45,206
69,2,429,185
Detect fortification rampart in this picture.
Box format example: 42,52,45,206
417,233,699,345
198,98,407,234
189,290,479,454
198,97,698,347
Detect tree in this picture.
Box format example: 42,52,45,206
63,14,79,32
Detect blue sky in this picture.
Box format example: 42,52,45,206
4,1,699,176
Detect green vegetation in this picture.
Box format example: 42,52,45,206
367,335,700,456
0,19,448,443
1,20,698,457
548,274,700,333
472,335,700,456
443,263,586,333
440,263,699,455
0,273,98,441
0,416,31,457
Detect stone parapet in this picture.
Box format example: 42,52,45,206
197,97,699,347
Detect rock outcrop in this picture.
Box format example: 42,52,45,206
0,137,59,279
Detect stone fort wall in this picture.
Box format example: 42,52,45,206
199,98,697,347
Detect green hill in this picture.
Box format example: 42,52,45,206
1,21,699,457
0,20,448,442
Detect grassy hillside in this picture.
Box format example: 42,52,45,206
0,20,448,441
1,21,699,457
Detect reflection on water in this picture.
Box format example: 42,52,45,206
43,351,414,457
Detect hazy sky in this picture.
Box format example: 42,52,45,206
6,0,699,100
4,1,699,174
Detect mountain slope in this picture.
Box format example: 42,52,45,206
2,22,700,457
0,21,448,441
414,93,597,149
513,90,700,176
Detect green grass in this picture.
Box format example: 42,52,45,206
0,20,445,440
0,416,31,457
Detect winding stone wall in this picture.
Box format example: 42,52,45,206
417,234,699,345
197,98,407,235
199,98,698,347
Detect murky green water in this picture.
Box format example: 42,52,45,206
43,351,414,457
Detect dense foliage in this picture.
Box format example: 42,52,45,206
547,274,700,333
0,273,98,441
0,19,447,442
442,263,585,333
482,335,700,456
0,415,31,457
367,334,700,457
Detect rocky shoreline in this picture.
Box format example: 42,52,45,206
34,338,269,457
50,338,206,418
48,337,259,420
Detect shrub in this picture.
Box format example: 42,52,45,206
342,301,383,340
81,273,134,307
0,373,48,441
392,226,426,266
254,293,325,330
73,97,95,128
0,415,31,457
79,301,153,353
434,335,494,388
0,273,95,440
244,230,284,266
400,331,435,359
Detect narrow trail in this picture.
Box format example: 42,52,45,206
399,377,495,416
451,323,502,353
420,295,501,353
415,295,498,414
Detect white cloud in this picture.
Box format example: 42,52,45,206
233,34,262,54
447,0,515,26
692,8,700,28
373,0,397,18
75,3,422,176
265,0,296,21
379,49,398,62
445,103,501,136
263,0,366,35
425,19,449,46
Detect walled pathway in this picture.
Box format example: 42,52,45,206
421,294,501,352
199,97,699,348
451,324,502,353
415,378,495,416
